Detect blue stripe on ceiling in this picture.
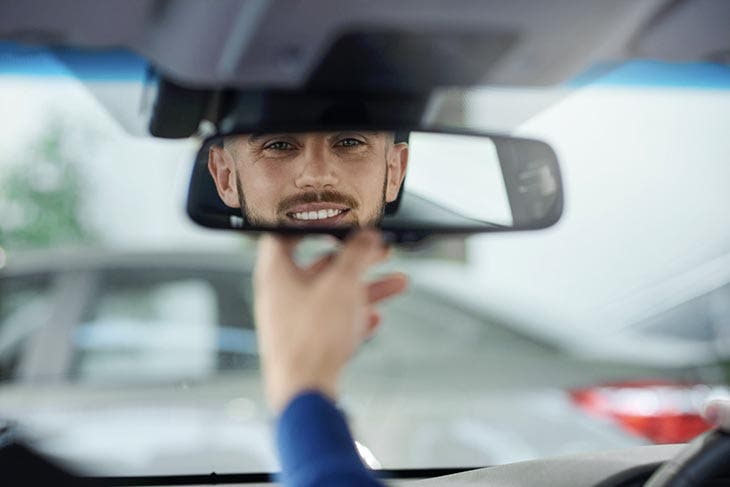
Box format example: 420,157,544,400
0,41,148,81
3,41,730,89
569,61,730,89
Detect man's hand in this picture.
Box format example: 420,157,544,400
702,398,730,432
254,229,409,413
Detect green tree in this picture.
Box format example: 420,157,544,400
0,119,96,250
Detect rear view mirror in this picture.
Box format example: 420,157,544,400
187,128,563,242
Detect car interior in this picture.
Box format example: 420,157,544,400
1,1,730,485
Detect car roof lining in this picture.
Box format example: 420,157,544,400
2,0,726,89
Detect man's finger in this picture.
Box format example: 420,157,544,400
702,399,730,431
364,308,381,339
366,273,409,305
333,229,387,277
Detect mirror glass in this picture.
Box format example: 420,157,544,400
405,132,512,226
188,129,562,238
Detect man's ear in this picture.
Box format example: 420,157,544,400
208,146,241,208
385,143,409,203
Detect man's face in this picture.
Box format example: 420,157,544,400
207,131,409,227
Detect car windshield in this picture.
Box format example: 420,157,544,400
1,43,730,477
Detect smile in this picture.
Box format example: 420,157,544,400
289,208,346,221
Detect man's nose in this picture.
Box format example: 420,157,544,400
294,146,338,190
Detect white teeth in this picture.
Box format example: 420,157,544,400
291,208,345,221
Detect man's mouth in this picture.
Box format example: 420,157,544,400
290,208,347,220
285,203,351,223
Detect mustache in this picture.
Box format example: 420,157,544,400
278,190,359,214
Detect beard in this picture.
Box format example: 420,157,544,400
235,168,388,228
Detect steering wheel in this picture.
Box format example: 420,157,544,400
645,429,730,486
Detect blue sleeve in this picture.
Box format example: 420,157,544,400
275,391,383,487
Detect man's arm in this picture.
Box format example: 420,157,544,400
276,392,381,486
254,230,408,486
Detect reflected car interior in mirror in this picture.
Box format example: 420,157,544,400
188,128,563,242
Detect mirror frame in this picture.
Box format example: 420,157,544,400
187,126,564,243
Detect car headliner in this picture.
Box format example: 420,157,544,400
1,0,728,89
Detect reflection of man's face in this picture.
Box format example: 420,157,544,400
208,131,408,227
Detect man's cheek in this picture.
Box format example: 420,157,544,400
248,181,279,210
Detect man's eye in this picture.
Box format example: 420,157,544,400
336,138,364,148
263,141,295,150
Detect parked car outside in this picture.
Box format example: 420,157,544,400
1,249,724,475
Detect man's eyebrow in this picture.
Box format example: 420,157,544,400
247,131,381,145
246,133,296,144
247,133,265,144
326,131,380,139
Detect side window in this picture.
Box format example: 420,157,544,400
0,274,53,381
70,269,255,383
